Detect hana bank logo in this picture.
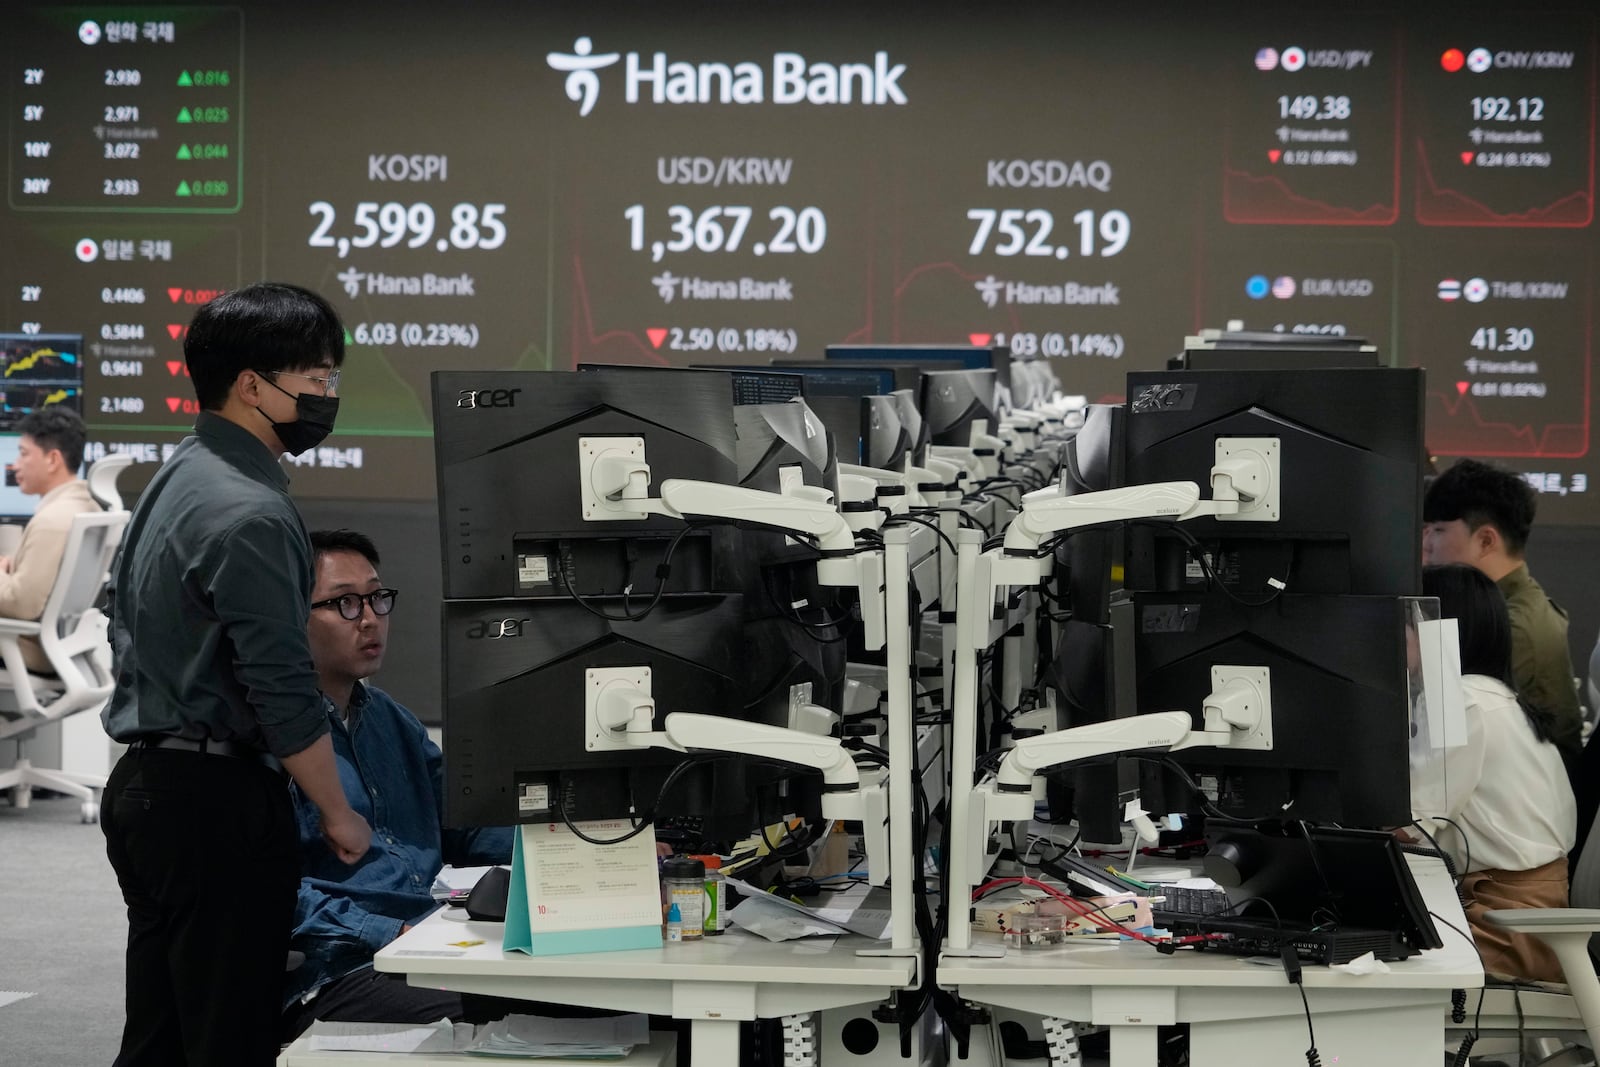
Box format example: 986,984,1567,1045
546,36,908,116
546,37,621,117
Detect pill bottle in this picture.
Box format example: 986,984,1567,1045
693,854,727,935
661,857,705,941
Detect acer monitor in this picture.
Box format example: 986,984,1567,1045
432,369,741,601
441,594,810,837
1122,366,1423,599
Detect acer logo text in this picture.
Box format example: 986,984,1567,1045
457,388,521,410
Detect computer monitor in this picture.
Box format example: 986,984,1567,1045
1122,366,1423,598
770,359,928,393
441,594,805,835
0,333,85,430
730,370,805,406
1132,591,1414,826
1117,365,1423,828
862,395,912,471
432,370,741,601
701,362,894,400
435,370,833,837
705,364,895,466
919,368,999,447
732,397,841,568
580,362,804,407
825,343,1011,399
0,435,34,519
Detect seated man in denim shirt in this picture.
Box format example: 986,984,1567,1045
281,529,512,1040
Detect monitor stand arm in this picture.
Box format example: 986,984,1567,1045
585,671,891,884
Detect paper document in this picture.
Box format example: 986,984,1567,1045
468,1012,649,1057
431,864,497,897
725,876,890,941
518,822,663,935
305,1017,466,1053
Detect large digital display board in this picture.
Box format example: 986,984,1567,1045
3,3,1596,520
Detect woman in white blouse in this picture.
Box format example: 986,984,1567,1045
1412,562,1576,983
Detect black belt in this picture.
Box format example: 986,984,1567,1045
130,735,285,774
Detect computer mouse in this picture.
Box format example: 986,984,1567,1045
463,866,511,923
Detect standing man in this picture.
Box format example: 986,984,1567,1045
281,529,512,1040
1422,457,1582,755
0,407,101,671
101,283,372,1067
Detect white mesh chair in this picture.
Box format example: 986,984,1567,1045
0,509,128,822
85,452,135,512
1445,811,1600,1065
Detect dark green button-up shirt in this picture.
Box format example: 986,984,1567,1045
101,412,328,759
1499,563,1582,755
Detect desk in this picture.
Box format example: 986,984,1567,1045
375,910,918,1067
278,1032,678,1066
939,855,1482,1066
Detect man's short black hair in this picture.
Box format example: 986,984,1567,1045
184,282,345,410
18,406,86,472
310,529,380,569
1422,457,1537,554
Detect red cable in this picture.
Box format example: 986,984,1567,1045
973,875,1220,947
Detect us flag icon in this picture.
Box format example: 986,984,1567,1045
1438,279,1461,301
1255,47,1279,71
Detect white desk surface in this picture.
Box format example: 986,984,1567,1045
940,853,1481,991
375,908,919,988
278,1031,677,1066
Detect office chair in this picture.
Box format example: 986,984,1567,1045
85,452,135,512
0,510,129,823
1444,803,1600,1066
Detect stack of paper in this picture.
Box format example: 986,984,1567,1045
468,1013,650,1057
305,1018,467,1053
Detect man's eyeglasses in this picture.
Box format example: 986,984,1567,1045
312,589,398,621
267,369,341,396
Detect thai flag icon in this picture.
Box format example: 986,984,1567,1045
1438,279,1461,302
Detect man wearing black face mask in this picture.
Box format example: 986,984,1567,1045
101,282,372,1067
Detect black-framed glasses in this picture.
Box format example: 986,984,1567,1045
266,369,341,396
311,589,398,621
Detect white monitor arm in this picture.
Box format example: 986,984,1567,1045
580,437,880,639
975,670,1271,826
586,668,890,881
998,438,1279,569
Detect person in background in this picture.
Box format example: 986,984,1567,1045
1422,458,1582,757
0,406,101,672
281,529,513,1041
101,283,370,1067
1410,562,1575,983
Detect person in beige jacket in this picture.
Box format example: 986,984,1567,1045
0,407,101,672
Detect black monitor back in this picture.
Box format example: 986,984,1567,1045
443,595,767,828
1122,367,1423,598
1133,591,1412,827
433,370,739,600
862,395,911,471
920,368,999,447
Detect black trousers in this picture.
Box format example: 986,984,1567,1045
280,968,463,1045
102,745,299,1067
